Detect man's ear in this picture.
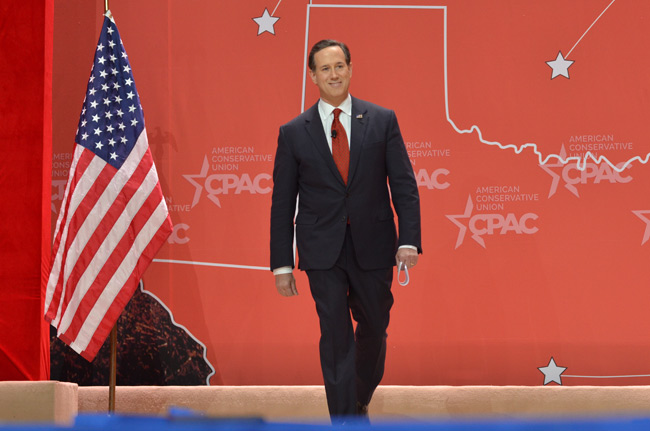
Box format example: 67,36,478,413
309,69,317,84
349,63,353,77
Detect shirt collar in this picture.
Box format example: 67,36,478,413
318,94,352,120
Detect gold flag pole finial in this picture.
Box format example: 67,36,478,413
104,0,109,13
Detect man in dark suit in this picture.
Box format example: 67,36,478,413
270,39,422,421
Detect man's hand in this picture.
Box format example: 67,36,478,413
275,272,298,297
395,248,419,270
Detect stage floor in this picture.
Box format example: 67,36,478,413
4,384,650,429
78,385,650,420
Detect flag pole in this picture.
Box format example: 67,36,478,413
108,325,117,412
104,0,114,413
105,0,114,414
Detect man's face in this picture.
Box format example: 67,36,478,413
309,46,352,107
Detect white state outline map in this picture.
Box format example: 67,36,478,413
300,1,646,174
155,1,650,385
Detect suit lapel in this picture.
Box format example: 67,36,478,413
304,102,346,186
348,97,368,187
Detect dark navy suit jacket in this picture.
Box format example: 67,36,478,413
270,96,421,271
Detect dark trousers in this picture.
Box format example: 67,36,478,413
306,226,394,418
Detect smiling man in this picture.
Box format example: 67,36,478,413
270,39,422,422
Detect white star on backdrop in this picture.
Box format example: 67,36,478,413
445,196,480,249
546,51,574,79
253,8,280,35
539,145,581,198
183,156,213,208
632,210,650,245
538,357,567,385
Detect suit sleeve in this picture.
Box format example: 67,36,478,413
270,125,299,270
385,110,422,253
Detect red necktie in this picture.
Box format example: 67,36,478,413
331,108,349,184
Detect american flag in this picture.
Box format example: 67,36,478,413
45,12,172,361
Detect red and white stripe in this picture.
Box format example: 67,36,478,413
45,128,172,360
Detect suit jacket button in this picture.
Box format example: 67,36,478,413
342,216,346,222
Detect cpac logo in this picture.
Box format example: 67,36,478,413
540,146,632,198
184,156,272,208
167,223,190,244
415,168,449,190
446,196,539,249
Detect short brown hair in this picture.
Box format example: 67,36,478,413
308,40,351,71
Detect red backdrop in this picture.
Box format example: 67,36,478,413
41,0,650,385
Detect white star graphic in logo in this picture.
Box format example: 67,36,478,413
539,145,579,198
446,196,484,249
538,357,567,385
183,156,219,208
632,210,650,245
252,8,280,36
546,51,574,79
